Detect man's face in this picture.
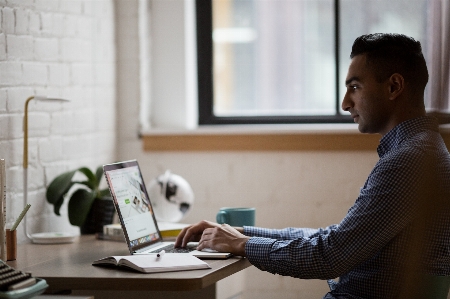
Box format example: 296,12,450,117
342,54,392,135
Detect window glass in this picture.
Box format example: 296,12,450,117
213,0,335,117
209,0,428,120
339,0,428,109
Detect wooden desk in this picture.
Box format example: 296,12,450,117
7,235,251,299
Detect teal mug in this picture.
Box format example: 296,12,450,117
216,207,255,227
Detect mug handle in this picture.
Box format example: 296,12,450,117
216,210,229,224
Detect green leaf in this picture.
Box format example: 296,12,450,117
68,189,95,226
78,167,97,190
95,166,103,187
98,188,111,198
46,170,77,215
53,196,65,216
78,181,93,190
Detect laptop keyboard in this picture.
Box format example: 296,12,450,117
149,243,197,254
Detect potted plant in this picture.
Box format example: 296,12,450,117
46,166,115,234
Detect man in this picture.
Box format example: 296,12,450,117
175,33,450,298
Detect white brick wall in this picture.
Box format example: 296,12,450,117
0,0,117,243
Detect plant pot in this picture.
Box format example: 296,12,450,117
80,197,116,234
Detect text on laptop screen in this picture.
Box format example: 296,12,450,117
104,166,159,246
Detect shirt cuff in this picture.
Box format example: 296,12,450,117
245,237,276,271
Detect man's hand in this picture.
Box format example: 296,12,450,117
175,220,249,256
175,220,219,248
198,223,249,256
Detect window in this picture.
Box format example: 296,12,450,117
197,0,428,125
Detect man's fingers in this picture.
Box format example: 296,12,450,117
175,220,217,248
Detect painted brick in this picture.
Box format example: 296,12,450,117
2,0,117,247
25,164,45,191
29,11,41,36
6,87,34,112
6,113,23,139
7,166,23,192
2,7,15,34
0,139,22,166
34,0,59,12
62,136,93,159
61,38,91,62
52,109,94,135
22,63,48,86
51,111,71,135
7,0,33,7
0,89,6,112
63,15,77,37
0,62,23,86
7,35,34,60
72,63,93,86
78,40,93,62
51,13,64,37
0,89,8,114
72,109,95,133
0,34,5,60
40,12,54,36
26,112,51,137
93,62,115,85
60,86,86,108
60,0,83,14
77,16,93,40
34,38,59,62
0,114,8,140
48,63,70,86
15,7,30,35
38,136,63,163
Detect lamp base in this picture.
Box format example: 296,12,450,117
31,232,77,244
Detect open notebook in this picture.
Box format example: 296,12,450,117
103,160,231,259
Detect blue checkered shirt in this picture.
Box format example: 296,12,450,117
244,116,450,298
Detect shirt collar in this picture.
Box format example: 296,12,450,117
377,116,439,158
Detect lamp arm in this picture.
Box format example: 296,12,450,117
23,96,34,170
23,96,34,240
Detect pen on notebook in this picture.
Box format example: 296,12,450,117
10,204,31,231
157,250,165,258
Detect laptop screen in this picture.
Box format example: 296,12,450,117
103,160,162,252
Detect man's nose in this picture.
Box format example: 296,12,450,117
341,92,352,112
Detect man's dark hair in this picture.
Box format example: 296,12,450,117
350,33,429,95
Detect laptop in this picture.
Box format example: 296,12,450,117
103,160,232,259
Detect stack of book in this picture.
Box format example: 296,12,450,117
98,222,189,242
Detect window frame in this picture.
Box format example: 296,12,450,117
196,0,353,125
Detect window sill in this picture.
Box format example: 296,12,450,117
142,124,450,152
142,124,370,151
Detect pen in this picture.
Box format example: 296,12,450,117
157,250,165,258
10,204,31,231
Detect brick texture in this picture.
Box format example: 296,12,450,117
0,1,117,243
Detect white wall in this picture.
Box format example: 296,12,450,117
0,0,117,242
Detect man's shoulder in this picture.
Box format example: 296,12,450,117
375,129,450,178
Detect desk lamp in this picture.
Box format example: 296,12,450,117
23,96,76,244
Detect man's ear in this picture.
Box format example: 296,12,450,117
388,73,405,100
